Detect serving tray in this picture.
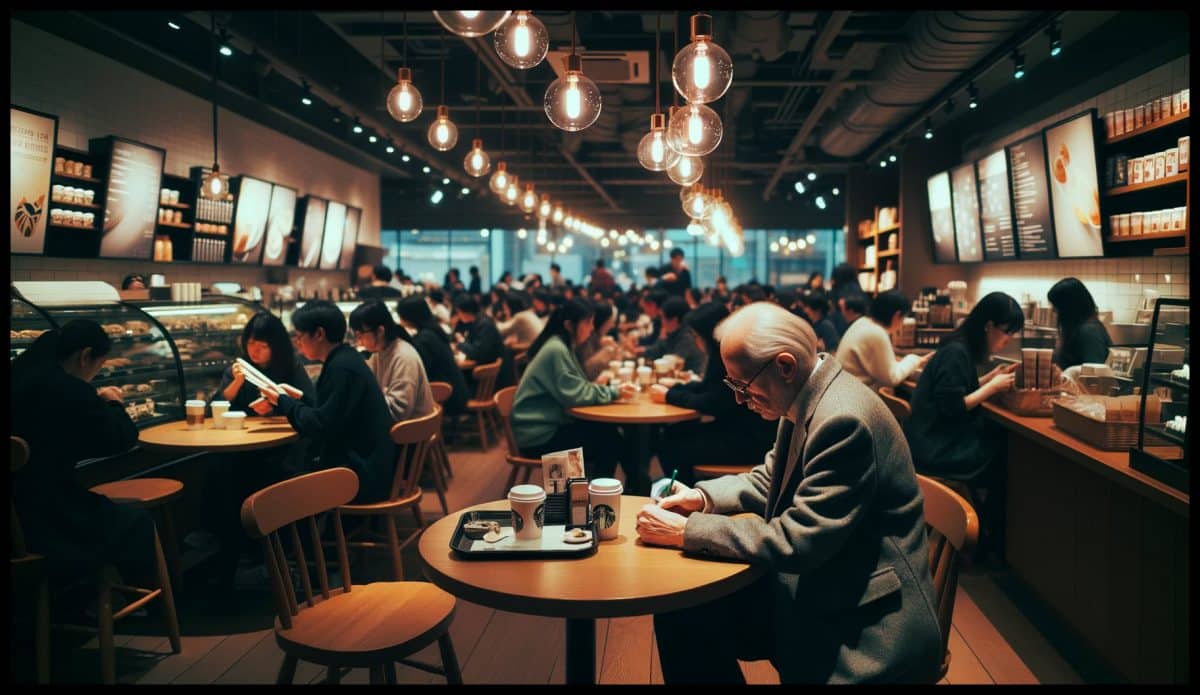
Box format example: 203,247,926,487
449,510,598,559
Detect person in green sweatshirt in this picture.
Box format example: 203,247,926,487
512,297,637,479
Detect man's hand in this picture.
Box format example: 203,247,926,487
635,503,688,548
661,272,678,283
260,387,280,407
656,482,705,514
277,383,303,399
250,398,273,415
617,383,638,401
917,350,935,368
97,386,124,403
649,383,668,404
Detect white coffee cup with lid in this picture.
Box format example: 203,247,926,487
588,478,623,540
185,399,206,430
508,484,547,541
210,400,230,428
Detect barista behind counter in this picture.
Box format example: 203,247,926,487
1047,278,1112,371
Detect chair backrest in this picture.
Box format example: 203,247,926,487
513,351,530,380
386,408,442,501
472,358,503,401
878,386,912,426
10,436,30,558
240,467,359,628
916,474,980,680
492,386,520,456
429,381,453,405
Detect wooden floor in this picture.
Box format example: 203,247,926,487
27,437,1096,684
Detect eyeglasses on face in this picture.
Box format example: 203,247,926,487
722,357,772,398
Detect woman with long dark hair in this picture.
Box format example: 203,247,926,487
905,292,1025,563
1047,277,1112,369
827,262,863,336
350,301,434,423
576,301,621,381
513,298,636,479
396,294,469,415
216,312,315,415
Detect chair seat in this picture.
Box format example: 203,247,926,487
465,399,496,410
340,490,423,514
275,582,456,665
692,464,753,479
506,455,542,468
90,478,184,509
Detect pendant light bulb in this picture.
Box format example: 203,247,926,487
427,105,459,151
681,184,710,220
201,165,228,200
520,184,538,214
637,113,680,172
667,153,704,185
538,194,552,220
504,175,521,206
433,10,511,38
489,162,510,194
686,219,706,236
464,138,491,177
495,11,549,69
672,14,733,104
545,54,602,132
552,204,564,224
386,67,423,122
666,102,722,156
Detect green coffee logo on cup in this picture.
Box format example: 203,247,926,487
534,503,545,528
512,510,524,532
593,504,616,530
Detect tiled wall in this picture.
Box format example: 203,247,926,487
962,56,1190,321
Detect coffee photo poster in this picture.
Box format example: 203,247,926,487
11,106,57,254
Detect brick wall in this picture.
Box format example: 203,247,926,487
10,19,381,289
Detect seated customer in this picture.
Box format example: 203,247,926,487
357,264,403,300
649,302,777,485
576,301,621,381
836,290,932,391
496,290,545,351
349,301,435,423
10,320,157,606
452,294,504,366
1047,277,1112,370
396,295,469,416
215,311,315,416
905,292,1024,563
797,291,841,352
512,298,636,479
640,296,707,375
264,300,396,503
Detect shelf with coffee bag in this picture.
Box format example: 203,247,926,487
43,144,106,257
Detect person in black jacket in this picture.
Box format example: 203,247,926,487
658,248,693,297
452,294,503,365
797,291,841,352
357,264,403,300
264,301,396,504
10,320,156,605
905,292,1024,564
1048,277,1112,370
639,296,707,375
396,295,469,415
828,263,863,336
648,302,777,485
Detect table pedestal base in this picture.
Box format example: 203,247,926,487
565,617,596,684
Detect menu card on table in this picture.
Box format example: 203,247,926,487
1006,132,1057,259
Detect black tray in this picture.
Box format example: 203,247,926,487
449,510,598,559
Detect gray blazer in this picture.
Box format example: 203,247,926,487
684,357,942,683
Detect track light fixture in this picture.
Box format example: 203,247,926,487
1012,49,1025,80
967,81,979,109
924,118,934,140
1047,21,1062,57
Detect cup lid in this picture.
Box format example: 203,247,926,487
508,484,546,502
211,400,231,407
185,400,206,407
222,410,247,418
588,478,623,494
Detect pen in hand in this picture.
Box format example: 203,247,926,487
659,468,679,505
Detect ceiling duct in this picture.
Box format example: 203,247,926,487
818,10,1037,159
547,49,650,84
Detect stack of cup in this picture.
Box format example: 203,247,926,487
508,484,547,541
185,400,206,430
588,478,623,540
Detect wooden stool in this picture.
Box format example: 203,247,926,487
90,478,185,592
86,478,184,683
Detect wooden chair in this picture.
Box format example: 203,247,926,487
240,467,462,685
10,436,50,684
492,386,543,490
513,350,530,381
339,409,442,581
878,386,912,426
916,474,979,683
428,381,455,480
464,358,503,451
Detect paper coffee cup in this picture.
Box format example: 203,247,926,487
608,360,622,372
210,400,230,428
222,411,247,430
588,478,623,540
636,366,653,386
185,399,206,430
508,484,547,541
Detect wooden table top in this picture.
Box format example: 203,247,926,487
568,392,700,425
138,416,298,453
419,497,766,620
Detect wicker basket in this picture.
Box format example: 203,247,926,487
1051,401,1141,450
995,389,1067,417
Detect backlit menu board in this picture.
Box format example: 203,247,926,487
231,175,272,265
926,171,957,263
976,150,1018,260
98,137,165,260
297,196,326,269
262,184,297,267
319,201,346,270
10,106,57,255
339,206,361,271
1045,110,1103,258
950,163,983,262
1006,132,1056,259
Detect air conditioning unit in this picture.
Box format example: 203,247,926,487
546,49,650,84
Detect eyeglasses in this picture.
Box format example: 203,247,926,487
722,358,772,399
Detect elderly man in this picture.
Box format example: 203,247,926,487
636,302,941,684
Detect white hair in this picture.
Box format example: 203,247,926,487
714,302,817,370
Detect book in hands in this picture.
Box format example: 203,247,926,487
236,358,302,398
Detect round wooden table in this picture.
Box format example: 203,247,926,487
419,497,765,684
569,392,700,496
138,416,298,453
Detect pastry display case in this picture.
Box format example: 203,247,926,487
9,292,56,361
1131,297,1189,491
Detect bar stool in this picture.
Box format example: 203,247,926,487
90,478,184,592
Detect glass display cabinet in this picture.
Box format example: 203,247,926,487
10,292,56,362
1131,297,1189,492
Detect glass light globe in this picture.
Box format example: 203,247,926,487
544,54,602,132
672,14,733,104
520,184,538,214
386,67,423,122
679,181,701,203
432,10,511,38
552,204,564,224
667,102,722,156
682,185,710,219
200,165,229,200
489,162,510,194
636,113,680,172
464,138,491,177
504,175,521,206
494,11,549,69
686,219,706,236
667,153,703,185
517,228,528,239
537,194,552,220
427,105,458,151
